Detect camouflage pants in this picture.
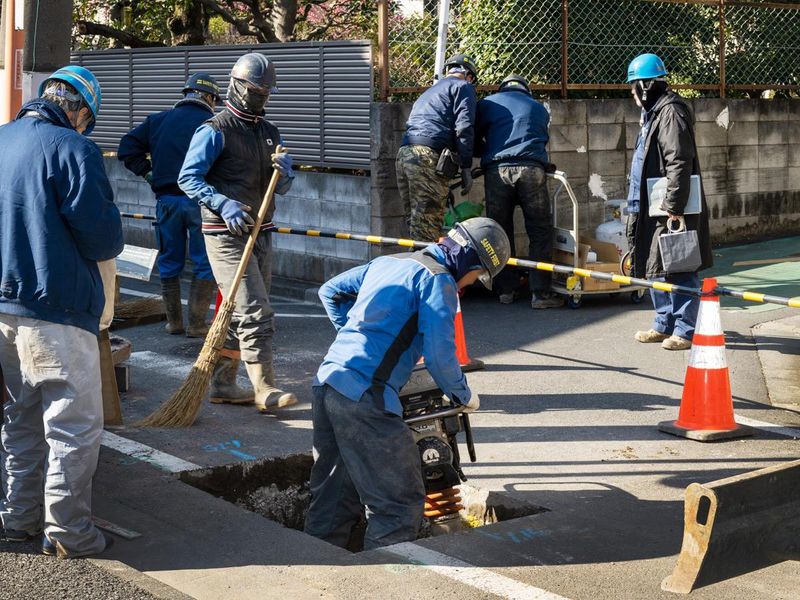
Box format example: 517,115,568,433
396,145,451,243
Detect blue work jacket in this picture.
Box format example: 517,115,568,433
118,99,214,197
475,89,550,169
402,77,477,168
315,245,472,416
0,100,123,334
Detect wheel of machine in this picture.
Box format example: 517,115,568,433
567,295,582,309
631,290,646,304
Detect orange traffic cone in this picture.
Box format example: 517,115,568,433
214,289,223,317
658,278,752,441
454,296,484,372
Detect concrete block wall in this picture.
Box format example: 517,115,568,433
104,156,370,284
372,98,800,250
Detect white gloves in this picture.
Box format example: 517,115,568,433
463,392,480,413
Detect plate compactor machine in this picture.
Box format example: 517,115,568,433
399,366,477,535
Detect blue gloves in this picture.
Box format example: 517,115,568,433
219,198,255,236
272,151,294,178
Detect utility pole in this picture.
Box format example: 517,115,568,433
1,0,24,123
432,0,450,83
21,0,73,102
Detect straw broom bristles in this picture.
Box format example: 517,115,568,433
137,146,286,428
136,297,236,427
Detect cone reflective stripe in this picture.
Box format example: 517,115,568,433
454,296,484,372
659,278,752,442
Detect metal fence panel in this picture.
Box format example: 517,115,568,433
386,0,800,94
71,41,372,169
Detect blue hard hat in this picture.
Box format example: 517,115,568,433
39,65,102,133
626,53,668,83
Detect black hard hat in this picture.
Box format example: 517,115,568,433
499,73,531,95
230,53,278,94
444,53,479,83
183,72,221,100
447,217,511,289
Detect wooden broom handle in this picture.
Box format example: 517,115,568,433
226,144,286,301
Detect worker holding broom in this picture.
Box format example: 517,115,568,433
304,217,510,549
178,52,297,411
0,66,123,556
118,73,222,338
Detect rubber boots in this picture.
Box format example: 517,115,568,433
186,277,217,338
161,277,184,335
209,354,255,405
244,362,298,412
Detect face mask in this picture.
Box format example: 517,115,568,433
230,78,269,114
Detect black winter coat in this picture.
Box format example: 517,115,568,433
626,91,713,279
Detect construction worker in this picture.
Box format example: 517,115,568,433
178,53,297,411
118,73,221,337
625,53,712,350
475,74,563,309
0,66,123,556
396,54,479,242
304,217,510,550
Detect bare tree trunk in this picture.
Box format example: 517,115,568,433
169,0,208,46
272,0,297,42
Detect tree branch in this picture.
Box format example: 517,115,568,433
75,20,166,48
196,0,266,41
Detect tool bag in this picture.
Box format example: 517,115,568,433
435,148,461,179
658,216,702,274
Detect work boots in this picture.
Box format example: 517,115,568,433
209,355,255,405
161,277,184,335
186,277,217,338
244,362,298,412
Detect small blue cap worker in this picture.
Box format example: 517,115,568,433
38,65,102,135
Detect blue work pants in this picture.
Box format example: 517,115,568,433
304,384,425,550
155,194,213,281
649,271,701,340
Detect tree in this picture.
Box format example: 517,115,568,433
73,0,381,48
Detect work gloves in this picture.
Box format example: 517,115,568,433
219,198,255,236
460,168,473,196
143,172,153,185
463,392,480,413
272,150,294,178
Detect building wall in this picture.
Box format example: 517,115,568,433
104,156,371,284
371,98,800,247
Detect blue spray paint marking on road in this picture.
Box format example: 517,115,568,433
229,449,257,460
202,439,256,461
477,526,547,545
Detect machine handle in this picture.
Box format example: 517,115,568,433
403,405,465,425
461,413,477,462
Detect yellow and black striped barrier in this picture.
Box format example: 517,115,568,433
119,214,800,309
270,226,800,309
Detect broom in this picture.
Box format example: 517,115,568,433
138,147,286,427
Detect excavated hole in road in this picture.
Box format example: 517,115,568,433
180,453,547,551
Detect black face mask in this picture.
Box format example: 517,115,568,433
229,78,269,115
635,79,668,111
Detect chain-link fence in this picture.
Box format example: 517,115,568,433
381,0,800,98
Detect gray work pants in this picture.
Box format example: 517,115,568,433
304,384,425,550
203,231,275,364
0,315,106,556
485,165,554,294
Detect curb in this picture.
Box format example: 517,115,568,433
90,558,194,600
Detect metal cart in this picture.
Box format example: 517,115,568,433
548,171,646,309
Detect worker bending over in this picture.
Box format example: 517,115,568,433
305,217,510,549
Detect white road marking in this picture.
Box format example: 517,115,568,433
384,542,572,600
119,286,326,317
101,431,200,473
734,416,800,439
